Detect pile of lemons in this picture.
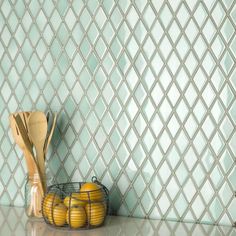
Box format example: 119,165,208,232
42,182,106,228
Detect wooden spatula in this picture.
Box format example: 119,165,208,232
28,111,47,191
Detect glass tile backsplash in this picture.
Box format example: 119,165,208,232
0,0,236,226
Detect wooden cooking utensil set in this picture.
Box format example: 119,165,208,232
9,111,57,217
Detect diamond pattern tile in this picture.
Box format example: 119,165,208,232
0,0,236,227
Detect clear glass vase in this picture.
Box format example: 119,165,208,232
25,173,45,218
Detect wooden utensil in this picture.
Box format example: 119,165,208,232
13,114,44,191
13,114,35,158
18,111,32,144
44,113,57,155
28,112,47,191
9,114,34,174
10,114,45,217
44,111,51,154
14,114,45,217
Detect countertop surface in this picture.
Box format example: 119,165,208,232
1,206,236,236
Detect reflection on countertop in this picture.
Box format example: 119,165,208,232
0,205,236,236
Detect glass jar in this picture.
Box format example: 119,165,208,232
25,173,45,218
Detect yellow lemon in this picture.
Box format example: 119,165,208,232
48,203,67,226
43,193,61,217
79,183,104,202
66,207,86,228
86,203,106,226
64,193,86,208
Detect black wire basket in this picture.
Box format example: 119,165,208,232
42,176,109,229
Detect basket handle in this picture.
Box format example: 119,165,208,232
92,176,109,195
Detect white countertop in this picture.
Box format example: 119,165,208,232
0,206,236,236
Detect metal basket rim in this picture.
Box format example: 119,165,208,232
47,181,109,195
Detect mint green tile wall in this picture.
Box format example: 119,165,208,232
0,0,236,226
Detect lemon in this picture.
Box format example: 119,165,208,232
48,203,67,226
43,193,61,217
66,207,86,228
79,183,104,202
86,203,106,226
64,193,86,208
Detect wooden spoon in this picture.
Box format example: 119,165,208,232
28,111,47,191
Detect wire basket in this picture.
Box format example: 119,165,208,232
42,176,109,229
